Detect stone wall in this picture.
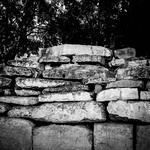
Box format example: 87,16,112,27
0,44,150,150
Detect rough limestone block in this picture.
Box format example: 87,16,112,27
0,117,33,150
15,89,41,96
7,60,44,70
0,96,38,105
72,55,105,65
106,80,144,89
39,91,92,102
0,77,12,87
33,125,92,150
137,125,150,150
114,47,136,59
42,84,89,94
2,66,41,77
127,59,148,67
140,91,150,100
107,101,150,122
15,77,70,88
97,88,139,101
39,55,70,63
42,44,112,57
146,81,150,91
109,58,126,67
0,103,10,113
8,101,106,123
94,123,133,150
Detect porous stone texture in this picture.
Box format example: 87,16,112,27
42,44,112,57
0,117,33,150
72,55,105,65
33,125,92,150
7,60,44,70
0,103,10,113
97,88,139,101
0,77,12,87
94,123,133,150
106,80,144,89
116,66,150,79
140,91,150,100
107,101,150,122
15,89,41,96
0,96,38,105
39,91,92,102
114,47,136,59
16,77,70,88
8,101,106,123
109,58,126,67
42,84,89,93
136,125,150,150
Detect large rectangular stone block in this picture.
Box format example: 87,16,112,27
94,123,133,150
107,101,150,122
97,88,139,101
16,77,70,88
8,101,106,123
0,117,33,150
33,125,92,150
39,91,92,102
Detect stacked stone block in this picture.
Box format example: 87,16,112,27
0,44,150,150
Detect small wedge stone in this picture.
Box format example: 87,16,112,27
146,81,150,91
0,103,10,113
140,91,150,100
15,89,41,96
0,77,12,87
33,125,92,150
109,58,126,67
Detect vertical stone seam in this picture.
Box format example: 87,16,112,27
133,124,137,150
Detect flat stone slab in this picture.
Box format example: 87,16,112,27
0,103,10,113
116,66,150,79
8,101,106,123
114,47,136,59
2,66,41,77
109,58,126,67
0,77,12,87
140,91,150,100
136,125,150,150
42,84,89,93
16,77,70,88
127,59,148,67
39,55,70,63
107,101,150,122
94,123,133,150
106,80,144,89
42,44,112,57
7,60,44,70
72,55,105,65
0,117,33,150
33,125,92,150
97,88,139,101
0,96,38,105
15,89,41,96
39,91,92,102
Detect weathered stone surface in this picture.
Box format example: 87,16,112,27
114,47,136,59
107,101,150,122
39,91,92,102
0,117,33,150
72,55,105,65
15,89,41,96
0,77,12,87
16,77,70,88
0,103,10,113
39,55,70,63
8,101,106,123
136,125,150,150
42,84,89,93
106,80,144,89
94,123,133,150
97,88,139,101
140,91,150,100
116,66,150,79
2,66,41,77
33,125,92,150
42,44,112,57
0,96,38,105
127,59,148,67
7,60,44,70
109,58,126,67
146,81,150,91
